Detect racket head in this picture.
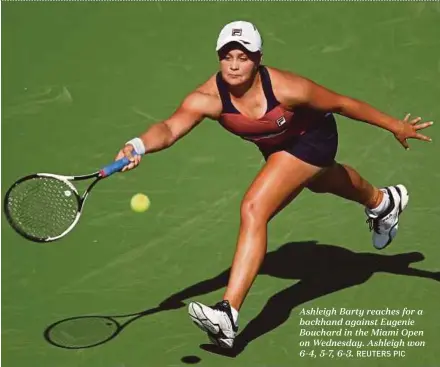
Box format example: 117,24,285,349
44,316,121,349
4,173,82,242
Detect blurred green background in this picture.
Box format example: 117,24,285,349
2,2,439,367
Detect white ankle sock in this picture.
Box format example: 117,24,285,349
368,189,390,216
230,306,239,325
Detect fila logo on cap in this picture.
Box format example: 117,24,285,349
276,116,287,127
232,28,242,36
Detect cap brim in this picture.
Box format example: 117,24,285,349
216,37,260,53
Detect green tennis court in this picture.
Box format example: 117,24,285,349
2,2,439,367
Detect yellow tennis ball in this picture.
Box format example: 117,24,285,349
130,193,150,213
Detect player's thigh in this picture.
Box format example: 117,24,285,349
242,151,323,219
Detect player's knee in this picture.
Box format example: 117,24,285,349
240,197,270,225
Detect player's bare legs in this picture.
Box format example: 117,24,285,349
188,161,408,348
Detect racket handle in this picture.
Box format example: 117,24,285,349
99,154,138,178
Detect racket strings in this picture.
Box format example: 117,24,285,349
5,177,79,239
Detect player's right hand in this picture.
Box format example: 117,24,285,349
115,144,142,172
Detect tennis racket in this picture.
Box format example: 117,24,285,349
3,156,135,243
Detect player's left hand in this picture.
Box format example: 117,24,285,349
394,114,433,150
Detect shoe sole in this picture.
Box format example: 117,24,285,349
376,184,409,250
208,332,233,348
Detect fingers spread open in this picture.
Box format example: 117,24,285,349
414,121,434,130
410,117,422,125
414,133,432,142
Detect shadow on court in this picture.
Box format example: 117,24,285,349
44,241,440,355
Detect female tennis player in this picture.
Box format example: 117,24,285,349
114,21,433,349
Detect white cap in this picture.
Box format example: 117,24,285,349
216,21,262,53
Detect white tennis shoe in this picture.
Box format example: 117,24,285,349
188,300,238,348
366,184,409,249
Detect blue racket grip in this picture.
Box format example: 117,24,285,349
100,154,138,178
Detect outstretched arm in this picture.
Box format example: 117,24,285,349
288,75,433,150
115,90,220,170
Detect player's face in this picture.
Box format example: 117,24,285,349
219,46,261,86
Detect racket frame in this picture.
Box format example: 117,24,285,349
4,172,101,243
4,155,134,242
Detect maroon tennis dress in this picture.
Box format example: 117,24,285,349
216,66,338,167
